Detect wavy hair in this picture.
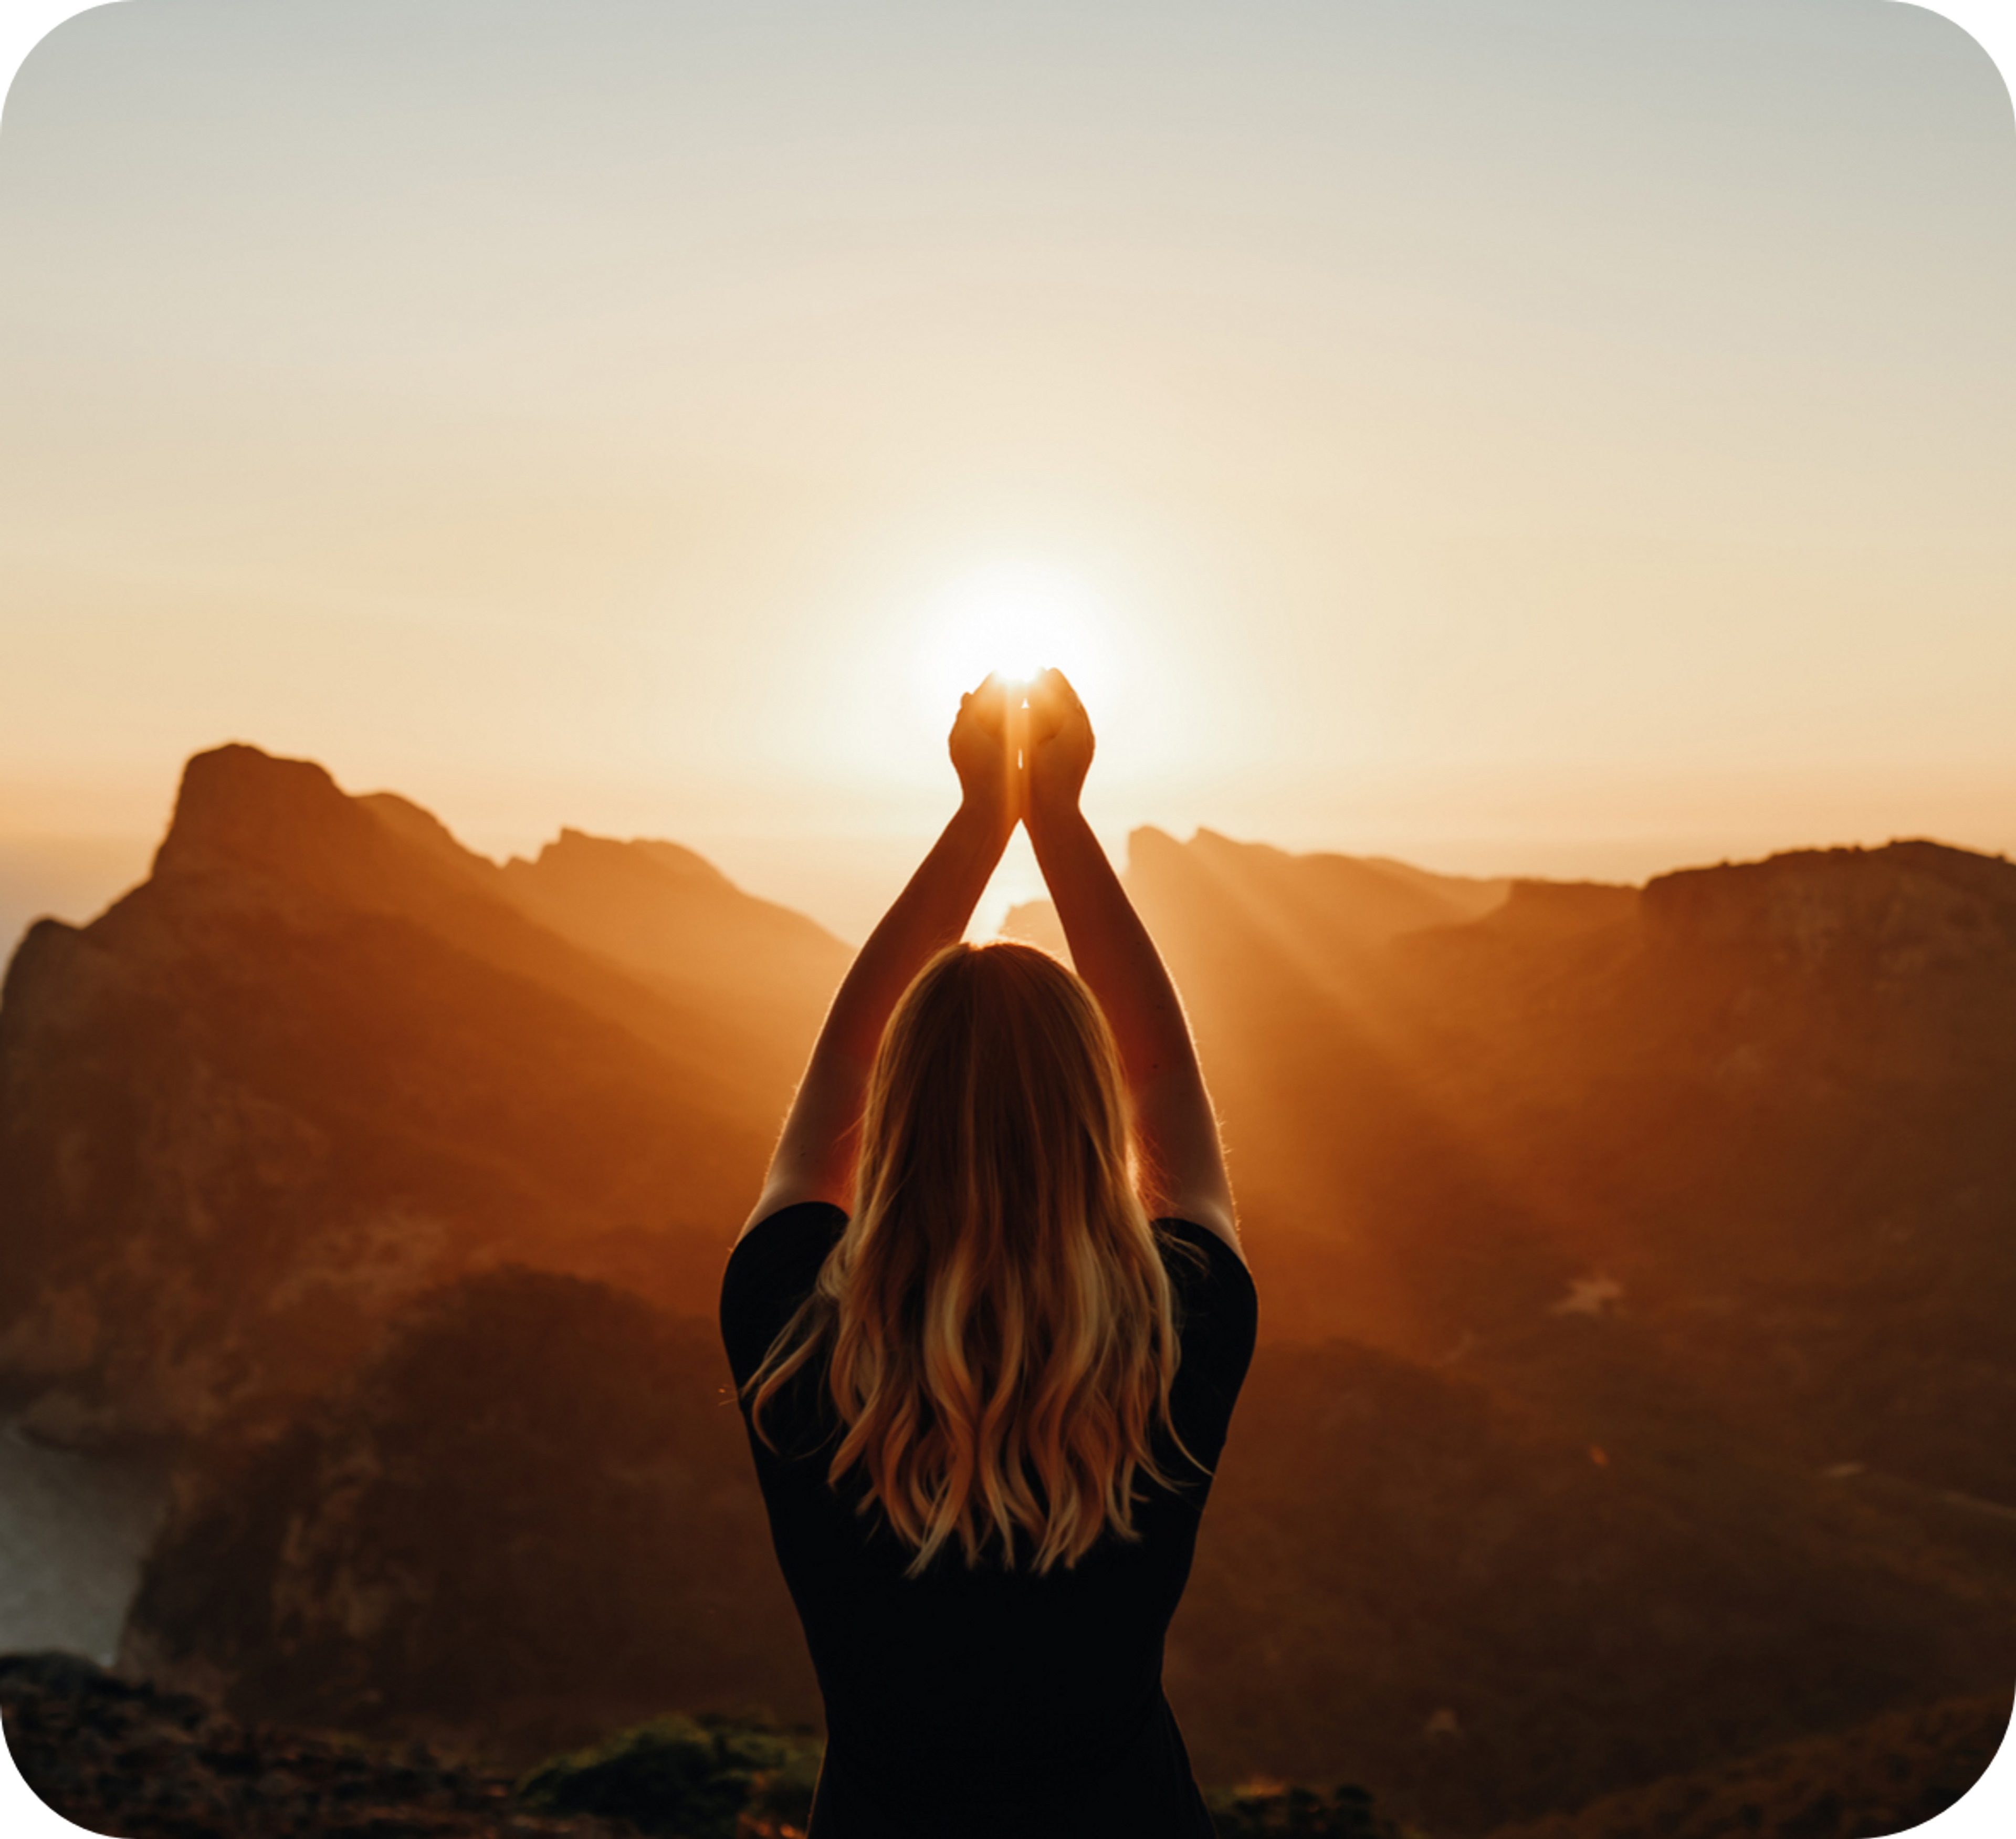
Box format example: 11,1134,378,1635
746,940,1198,1575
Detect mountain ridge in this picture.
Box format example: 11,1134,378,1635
3,747,2012,1831
0,743,848,1448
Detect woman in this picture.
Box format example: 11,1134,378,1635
719,668,1256,1837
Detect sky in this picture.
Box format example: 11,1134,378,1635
1,0,2013,945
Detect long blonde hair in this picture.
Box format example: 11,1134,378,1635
746,940,1197,1575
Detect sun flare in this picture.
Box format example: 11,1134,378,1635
917,561,1112,710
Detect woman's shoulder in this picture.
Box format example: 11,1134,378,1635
1153,1217,1258,1342
1154,1216,1255,1286
718,1201,848,1384
1152,1219,1258,1439
729,1199,848,1265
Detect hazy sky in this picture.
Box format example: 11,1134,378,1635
2,0,2013,941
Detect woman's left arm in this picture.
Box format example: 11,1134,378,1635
739,676,1023,1236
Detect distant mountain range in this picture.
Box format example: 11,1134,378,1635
2,745,2011,1833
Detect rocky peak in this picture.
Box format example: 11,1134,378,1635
1481,878,1640,937
1643,840,2016,970
1126,824,1510,955
148,744,414,911
0,746,839,1448
517,828,729,887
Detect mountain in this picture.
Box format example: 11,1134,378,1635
1003,826,1509,967
1005,827,2016,1822
0,744,849,1446
5,766,2012,1833
1166,1332,2013,1828
114,1271,2016,1828
1015,829,2016,1500
119,1267,816,1763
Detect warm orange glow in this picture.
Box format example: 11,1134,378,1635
914,562,1112,716
2,2,2012,951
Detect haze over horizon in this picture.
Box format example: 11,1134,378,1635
3,0,2014,948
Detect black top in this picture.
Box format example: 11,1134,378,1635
720,1204,1258,1838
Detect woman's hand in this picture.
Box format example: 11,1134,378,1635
1024,667,1094,831
949,673,1025,833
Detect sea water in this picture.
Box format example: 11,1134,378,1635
0,1422,171,1665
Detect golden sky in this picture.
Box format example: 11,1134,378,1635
2,0,2013,942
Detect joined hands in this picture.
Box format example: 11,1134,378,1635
949,668,1094,837
749,660,1237,1251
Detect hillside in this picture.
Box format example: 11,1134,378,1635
1480,1689,2012,1839
113,1265,2015,1829
120,1268,817,1761
3,762,2012,1831
0,744,848,1446
1010,830,2016,1500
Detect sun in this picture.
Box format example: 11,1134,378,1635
918,561,1111,707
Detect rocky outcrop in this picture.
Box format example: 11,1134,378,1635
496,827,844,1041
0,744,848,1446
0,1649,631,1836
1005,829,2016,1513
1480,1689,2013,1839
1642,840,2016,973
118,1268,814,1761
1474,877,1639,938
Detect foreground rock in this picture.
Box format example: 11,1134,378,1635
1482,1688,2013,1839
1,1650,624,1838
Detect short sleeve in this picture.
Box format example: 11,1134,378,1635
719,1201,848,1387
1157,1219,1258,1468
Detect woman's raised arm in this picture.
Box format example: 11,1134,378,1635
1021,669,1242,1259
739,676,1023,1237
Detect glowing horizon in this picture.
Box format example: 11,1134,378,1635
1,1,2013,950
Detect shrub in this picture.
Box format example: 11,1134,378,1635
1205,1779,1414,1838
518,1711,822,1839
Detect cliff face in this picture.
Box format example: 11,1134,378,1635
1642,839,2016,971
119,1267,815,1762
0,745,849,1446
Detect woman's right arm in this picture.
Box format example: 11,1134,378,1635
1022,669,1243,1261
737,677,1022,1240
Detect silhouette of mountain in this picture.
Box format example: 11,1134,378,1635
0,744,848,1446
4,764,2012,1833
1006,825,2016,1823
493,826,845,1043
1003,826,1508,967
